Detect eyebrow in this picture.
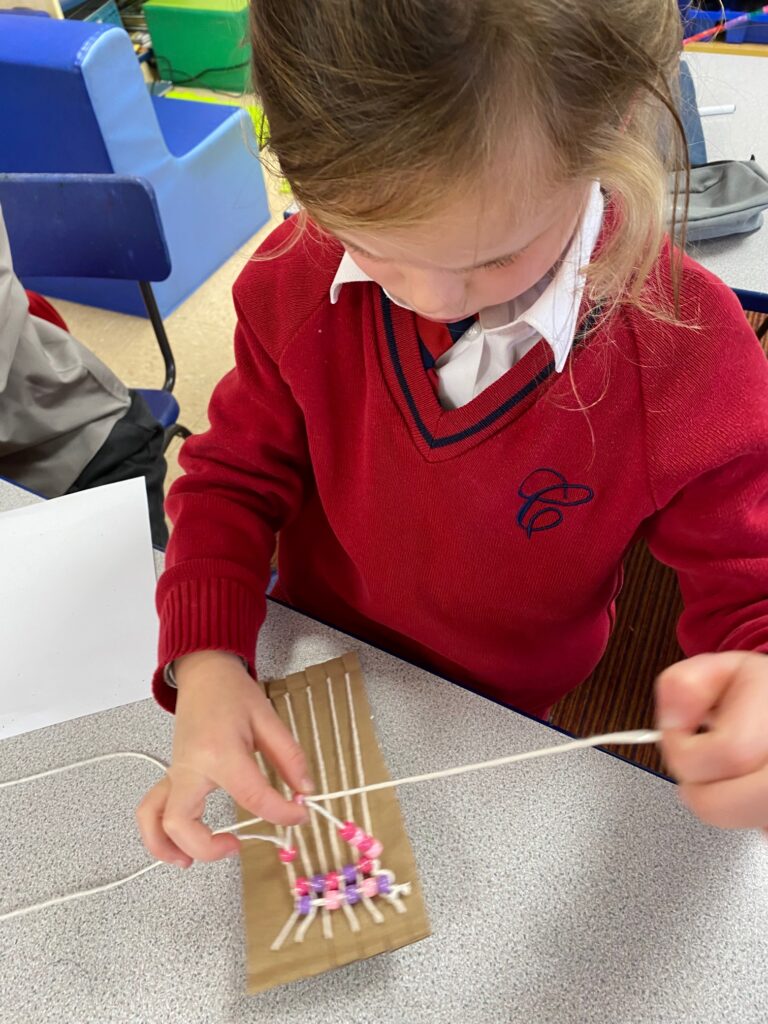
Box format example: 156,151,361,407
340,239,528,273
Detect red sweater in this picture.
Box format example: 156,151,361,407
154,220,768,716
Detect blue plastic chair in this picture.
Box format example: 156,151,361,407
0,172,191,447
0,15,270,318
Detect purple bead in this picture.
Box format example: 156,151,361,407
311,873,325,893
345,884,360,905
342,864,357,885
296,895,312,915
376,874,392,895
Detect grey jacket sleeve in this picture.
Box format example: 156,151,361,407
0,206,131,497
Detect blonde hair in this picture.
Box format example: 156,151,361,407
249,0,688,316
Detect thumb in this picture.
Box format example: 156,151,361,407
656,651,750,732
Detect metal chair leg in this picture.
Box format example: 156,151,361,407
163,423,192,453
139,280,176,392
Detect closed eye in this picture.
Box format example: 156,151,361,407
345,245,385,263
344,243,526,272
479,251,524,271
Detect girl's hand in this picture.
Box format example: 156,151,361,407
656,651,768,831
136,650,313,867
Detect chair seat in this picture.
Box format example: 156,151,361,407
151,94,237,159
139,388,180,428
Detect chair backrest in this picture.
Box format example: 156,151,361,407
0,173,171,282
0,17,115,172
0,16,170,175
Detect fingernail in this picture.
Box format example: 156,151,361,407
173,859,189,869
658,715,685,731
300,776,315,794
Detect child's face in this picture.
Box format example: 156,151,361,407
335,180,591,321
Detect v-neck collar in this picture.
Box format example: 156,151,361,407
375,291,600,462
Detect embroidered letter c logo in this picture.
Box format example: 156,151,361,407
517,468,594,539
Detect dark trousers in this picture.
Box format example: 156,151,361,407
66,391,169,548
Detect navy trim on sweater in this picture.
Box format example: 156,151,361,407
381,292,599,449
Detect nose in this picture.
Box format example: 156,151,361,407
405,269,468,320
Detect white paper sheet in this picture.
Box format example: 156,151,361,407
0,478,158,739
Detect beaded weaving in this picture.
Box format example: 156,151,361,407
237,653,431,993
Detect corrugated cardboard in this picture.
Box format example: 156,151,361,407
238,652,430,994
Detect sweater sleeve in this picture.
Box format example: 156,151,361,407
640,274,768,657
152,293,312,712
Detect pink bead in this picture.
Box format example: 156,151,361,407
357,835,374,854
357,856,373,875
279,846,297,864
361,878,378,898
366,839,383,858
292,793,306,806
324,871,339,892
339,821,358,843
294,877,310,897
325,890,342,911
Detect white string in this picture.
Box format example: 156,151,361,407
345,672,374,840
306,688,345,861
326,676,355,823
303,685,360,936
0,861,164,922
255,752,299,883
270,910,300,952
322,676,374,927
255,752,297,888
235,729,662,832
283,693,334,942
0,750,169,789
0,729,661,923
306,685,361,929
343,672,386,922
309,729,662,804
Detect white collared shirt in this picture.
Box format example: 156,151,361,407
330,181,604,409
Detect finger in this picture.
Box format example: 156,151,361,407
252,700,314,794
679,762,768,830
136,779,193,867
656,652,753,733
662,656,768,785
162,769,241,862
216,750,308,827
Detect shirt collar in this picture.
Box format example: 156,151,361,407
329,181,604,373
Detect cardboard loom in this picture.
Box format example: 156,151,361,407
237,652,431,994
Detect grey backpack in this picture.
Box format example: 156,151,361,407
673,158,768,242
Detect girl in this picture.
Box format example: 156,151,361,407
138,0,768,866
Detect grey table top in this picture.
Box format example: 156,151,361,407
1,478,768,1023
685,51,768,299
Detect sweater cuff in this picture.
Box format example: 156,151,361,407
152,576,261,713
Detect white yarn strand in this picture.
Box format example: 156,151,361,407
0,861,164,923
323,675,377,925
283,693,334,942
302,685,360,936
0,750,168,789
0,751,169,923
325,676,355,823
309,729,662,804
342,672,386,922
0,729,661,923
